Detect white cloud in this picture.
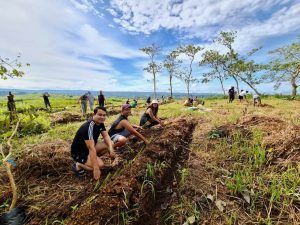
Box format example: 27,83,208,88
108,0,300,51
69,0,104,17
0,0,143,91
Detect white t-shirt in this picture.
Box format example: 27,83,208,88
239,91,247,97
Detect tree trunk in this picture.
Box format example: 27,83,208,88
170,75,173,98
218,77,226,96
239,77,261,95
153,73,157,99
187,81,190,98
291,75,298,97
232,75,240,93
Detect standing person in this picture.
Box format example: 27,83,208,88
140,99,163,128
7,92,16,112
98,90,105,107
87,91,95,111
42,92,51,109
109,104,148,149
78,93,88,116
238,90,246,102
71,106,116,180
228,86,235,103
146,96,151,105
126,99,130,104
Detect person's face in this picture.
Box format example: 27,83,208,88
93,109,106,124
122,108,132,117
152,103,158,108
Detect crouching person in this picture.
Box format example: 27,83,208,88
140,99,163,128
71,106,116,180
109,104,148,149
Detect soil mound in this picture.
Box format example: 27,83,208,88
237,115,299,166
50,111,82,124
1,123,171,224
67,118,196,225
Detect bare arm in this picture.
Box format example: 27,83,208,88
148,109,161,124
121,120,148,144
77,96,82,104
101,130,116,158
85,140,100,180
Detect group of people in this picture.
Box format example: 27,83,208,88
78,91,106,116
228,87,261,106
183,96,204,107
71,99,163,180
125,98,138,108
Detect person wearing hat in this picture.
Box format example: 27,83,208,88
108,104,148,149
139,99,163,128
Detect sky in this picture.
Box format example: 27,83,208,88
0,0,300,94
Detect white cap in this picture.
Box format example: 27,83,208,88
151,99,159,104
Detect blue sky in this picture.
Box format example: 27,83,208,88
0,0,299,94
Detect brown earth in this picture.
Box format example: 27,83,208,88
50,111,83,124
67,118,196,225
1,118,195,224
165,115,300,224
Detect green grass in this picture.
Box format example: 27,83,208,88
0,94,299,224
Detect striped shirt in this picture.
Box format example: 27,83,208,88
71,119,106,157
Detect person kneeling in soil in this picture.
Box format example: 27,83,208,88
71,106,116,180
109,104,148,149
139,99,163,128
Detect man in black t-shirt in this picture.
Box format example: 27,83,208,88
71,106,116,180
228,86,235,103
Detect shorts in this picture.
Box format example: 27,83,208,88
238,95,243,100
110,129,131,143
71,149,89,164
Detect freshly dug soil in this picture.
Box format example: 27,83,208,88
67,118,196,225
50,111,83,124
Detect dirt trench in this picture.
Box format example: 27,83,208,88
50,108,120,125
67,118,196,225
0,125,166,224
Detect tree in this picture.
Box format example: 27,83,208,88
163,51,180,98
140,44,162,99
268,38,300,97
174,44,203,98
216,31,265,95
216,31,241,93
200,50,228,96
0,54,29,80
231,58,266,95
0,120,20,211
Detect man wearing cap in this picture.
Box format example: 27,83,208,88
140,99,163,128
108,104,148,149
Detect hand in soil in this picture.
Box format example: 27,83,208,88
93,168,101,180
109,151,116,160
